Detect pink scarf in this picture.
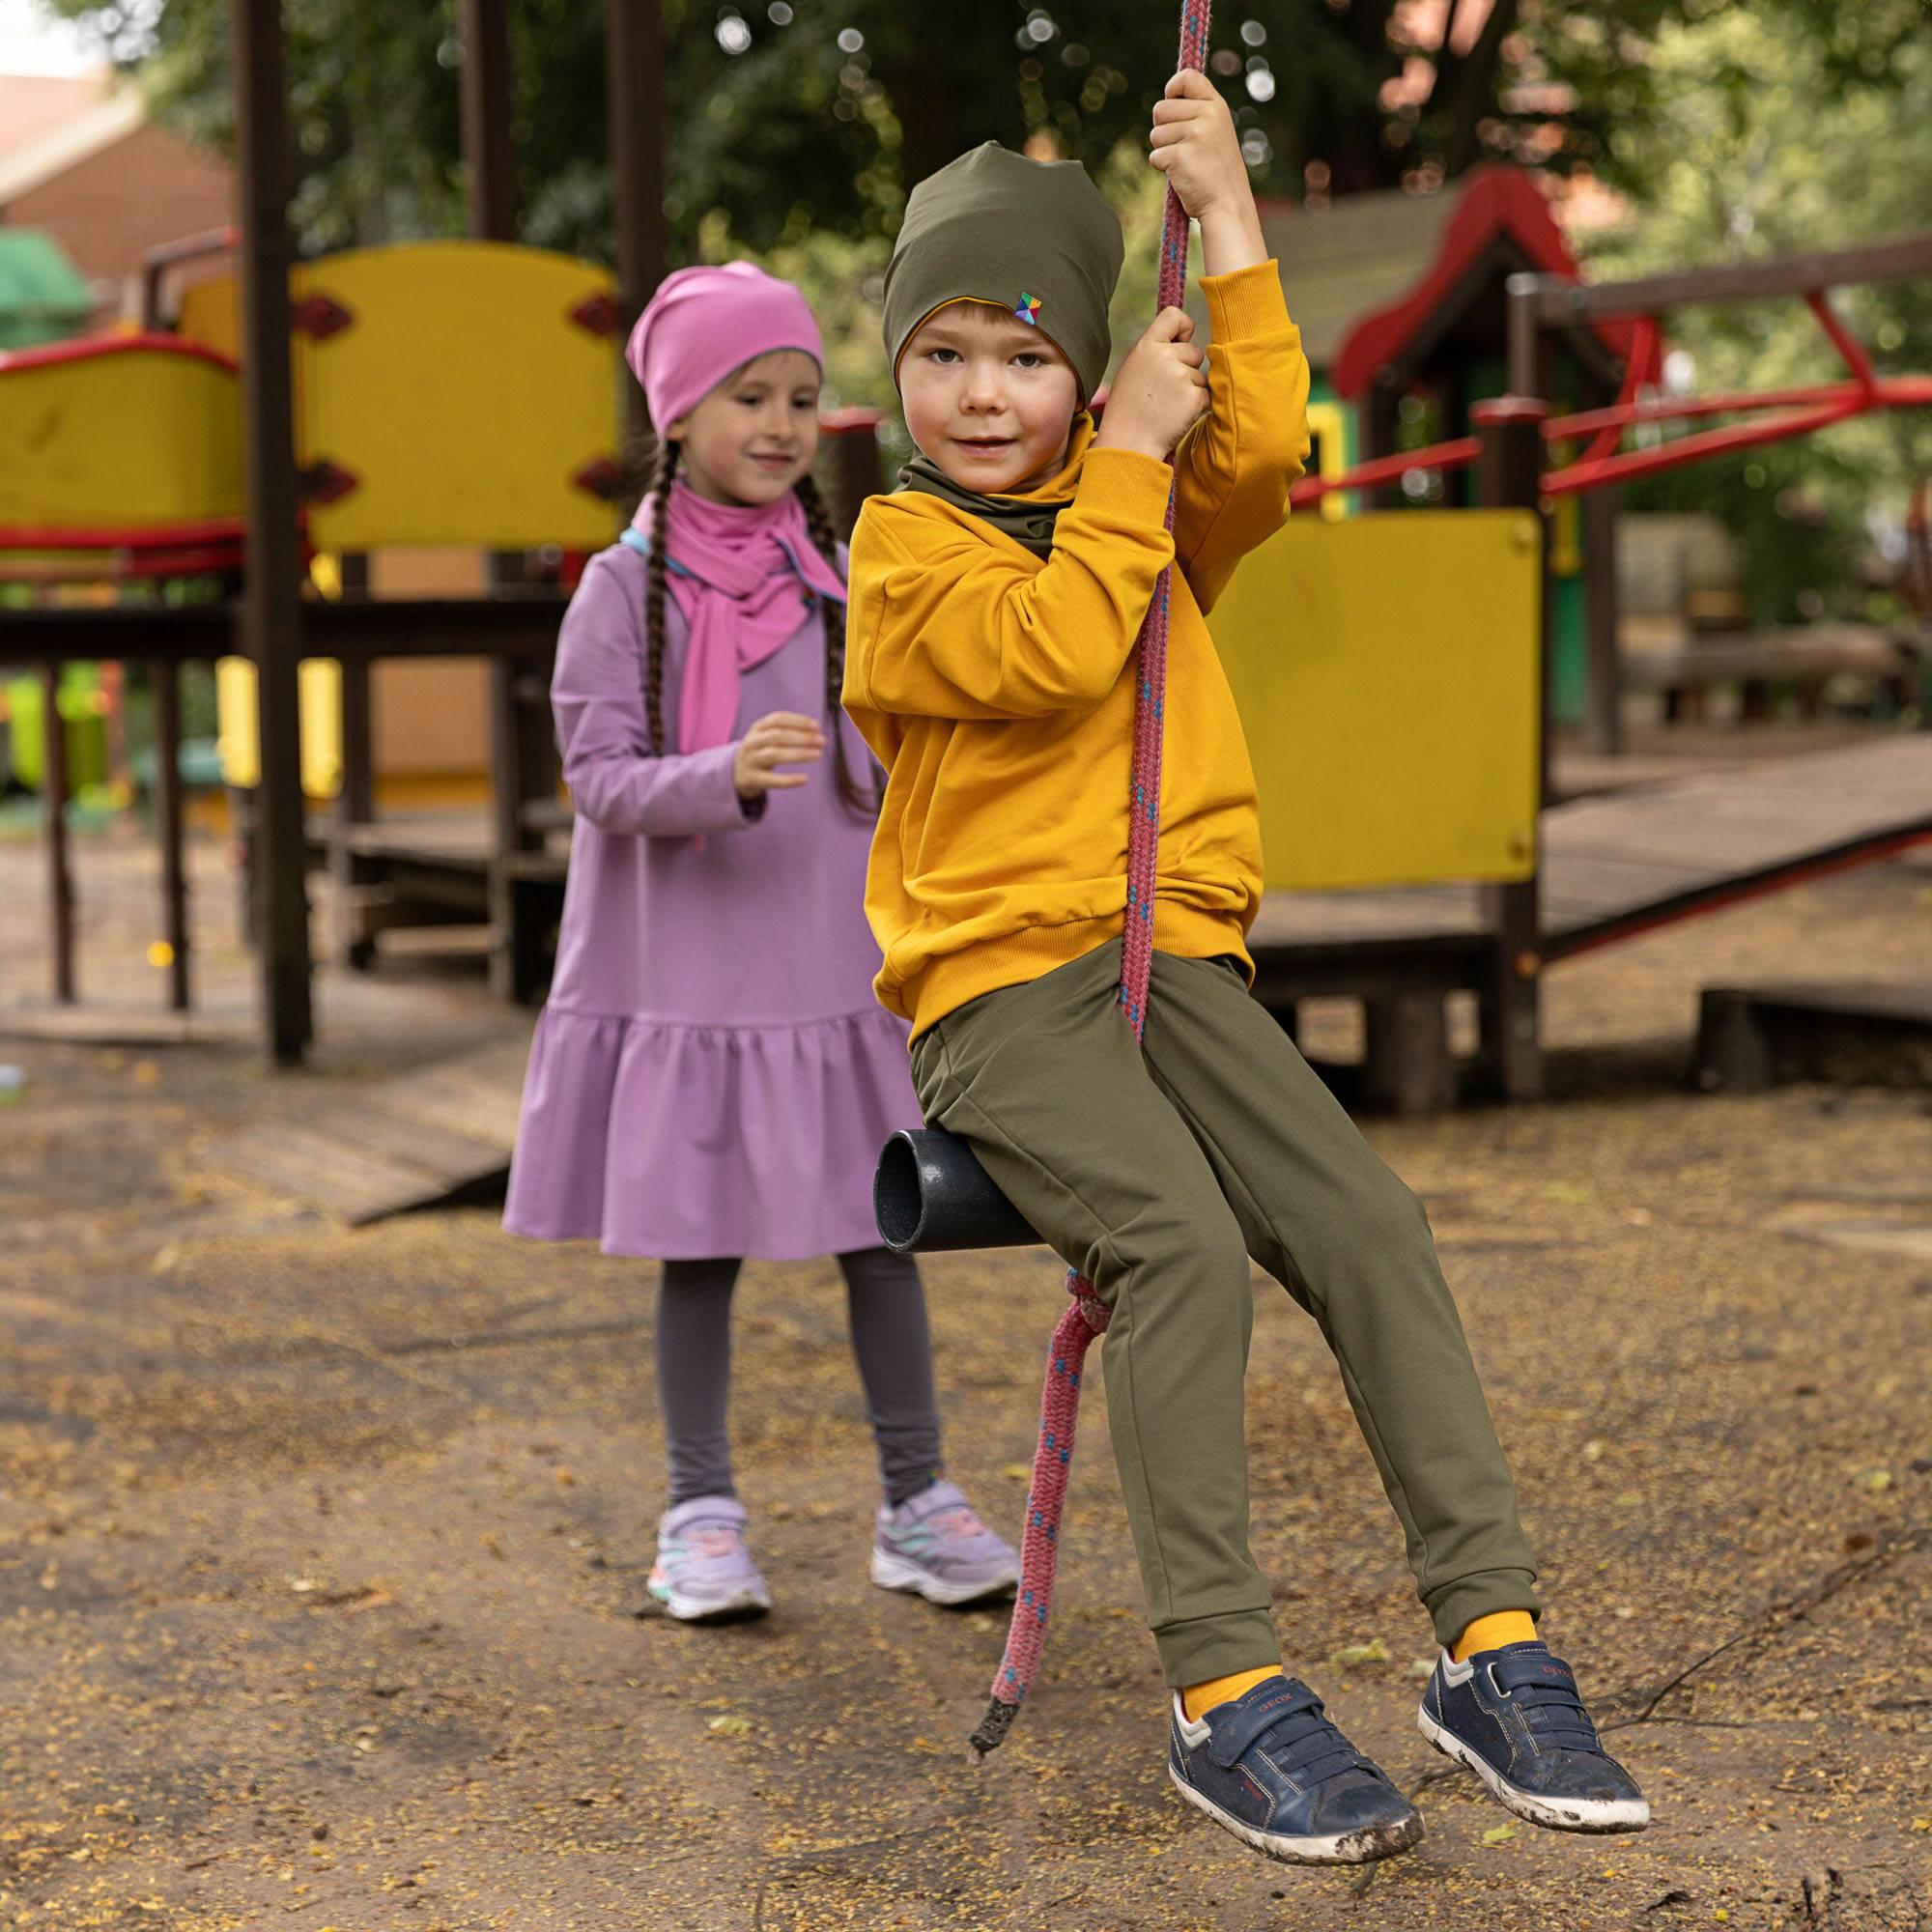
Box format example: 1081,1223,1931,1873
631,478,847,754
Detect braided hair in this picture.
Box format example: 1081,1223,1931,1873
639,444,879,820
793,470,881,819
641,439,679,763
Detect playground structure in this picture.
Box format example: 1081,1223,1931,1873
0,0,664,1051
1258,166,1633,750
1,0,1928,1103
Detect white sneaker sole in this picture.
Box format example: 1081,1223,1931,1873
1416,1705,1651,1833
1168,1764,1425,1866
647,1577,771,1624
869,1548,1019,1607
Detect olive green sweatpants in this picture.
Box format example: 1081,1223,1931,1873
908,940,1538,1689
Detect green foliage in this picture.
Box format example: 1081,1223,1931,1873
1575,5,1932,620
48,0,1732,257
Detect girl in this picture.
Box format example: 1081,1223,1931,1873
505,262,1017,1622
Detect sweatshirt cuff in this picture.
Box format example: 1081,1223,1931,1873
702,740,764,828
1200,260,1293,344
1076,443,1179,532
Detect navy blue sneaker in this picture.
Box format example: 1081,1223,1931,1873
1418,1641,1650,1833
1169,1675,1424,1865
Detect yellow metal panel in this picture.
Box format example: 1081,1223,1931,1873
1208,510,1541,891
0,345,242,531
215,655,343,798
291,242,621,552
177,276,241,360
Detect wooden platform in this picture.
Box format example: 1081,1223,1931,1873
212,736,1931,1213
221,1032,532,1223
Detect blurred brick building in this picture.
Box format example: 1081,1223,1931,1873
0,69,233,309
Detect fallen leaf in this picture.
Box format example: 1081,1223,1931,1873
706,1715,753,1737
1861,1467,1892,1493
1331,1638,1390,1669
1001,1463,1031,1481
1482,1822,1516,1846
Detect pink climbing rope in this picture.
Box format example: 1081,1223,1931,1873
969,0,1212,1757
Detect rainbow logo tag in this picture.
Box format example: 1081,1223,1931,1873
1014,292,1042,326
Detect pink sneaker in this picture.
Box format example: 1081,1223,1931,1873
870,1479,1020,1606
648,1495,772,1622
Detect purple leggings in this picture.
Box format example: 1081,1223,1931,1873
656,1245,942,1509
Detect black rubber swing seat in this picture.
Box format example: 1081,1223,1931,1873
872,1127,1039,1254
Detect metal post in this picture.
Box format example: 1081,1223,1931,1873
154,660,191,1012
233,0,313,1065
41,663,75,1005
1473,395,1548,1104
607,0,668,440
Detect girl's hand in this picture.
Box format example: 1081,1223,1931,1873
1093,307,1208,460
733,711,825,800
1149,71,1267,276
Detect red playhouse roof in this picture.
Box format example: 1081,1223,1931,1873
1259,166,1640,402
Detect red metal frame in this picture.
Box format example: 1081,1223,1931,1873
0,518,246,551
1297,274,1931,504
0,331,240,377
1288,437,1479,509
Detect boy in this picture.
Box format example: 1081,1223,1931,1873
843,74,1648,1865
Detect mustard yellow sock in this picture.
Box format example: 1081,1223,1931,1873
1180,1665,1284,1724
1452,1610,1538,1662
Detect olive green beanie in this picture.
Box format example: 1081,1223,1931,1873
883,142,1124,403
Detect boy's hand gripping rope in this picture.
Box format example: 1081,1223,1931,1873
969,0,1212,1759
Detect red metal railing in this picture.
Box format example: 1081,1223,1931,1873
1289,285,1932,509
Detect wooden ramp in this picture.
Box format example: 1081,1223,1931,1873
223,1031,532,1223
1249,737,1932,995
1541,737,1932,957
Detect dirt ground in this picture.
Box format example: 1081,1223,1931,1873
2,814,1929,1932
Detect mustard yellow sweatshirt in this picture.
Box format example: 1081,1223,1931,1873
843,261,1310,1037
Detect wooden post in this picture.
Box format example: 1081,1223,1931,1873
461,0,552,997
461,0,517,242
233,0,313,1065
607,0,668,441
332,554,377,969
818,413,887,539
1582,485,1623,756
1363,992,1455,1116
154,660,191,1012
1473,394,1548,1104
41,663,75,1005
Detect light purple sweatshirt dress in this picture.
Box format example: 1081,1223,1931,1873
502,539,921,1261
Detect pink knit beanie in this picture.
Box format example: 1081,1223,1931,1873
623,263,826,431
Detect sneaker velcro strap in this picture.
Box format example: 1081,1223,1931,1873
1492,1650,1580,1699
1206,1678,1324,1768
